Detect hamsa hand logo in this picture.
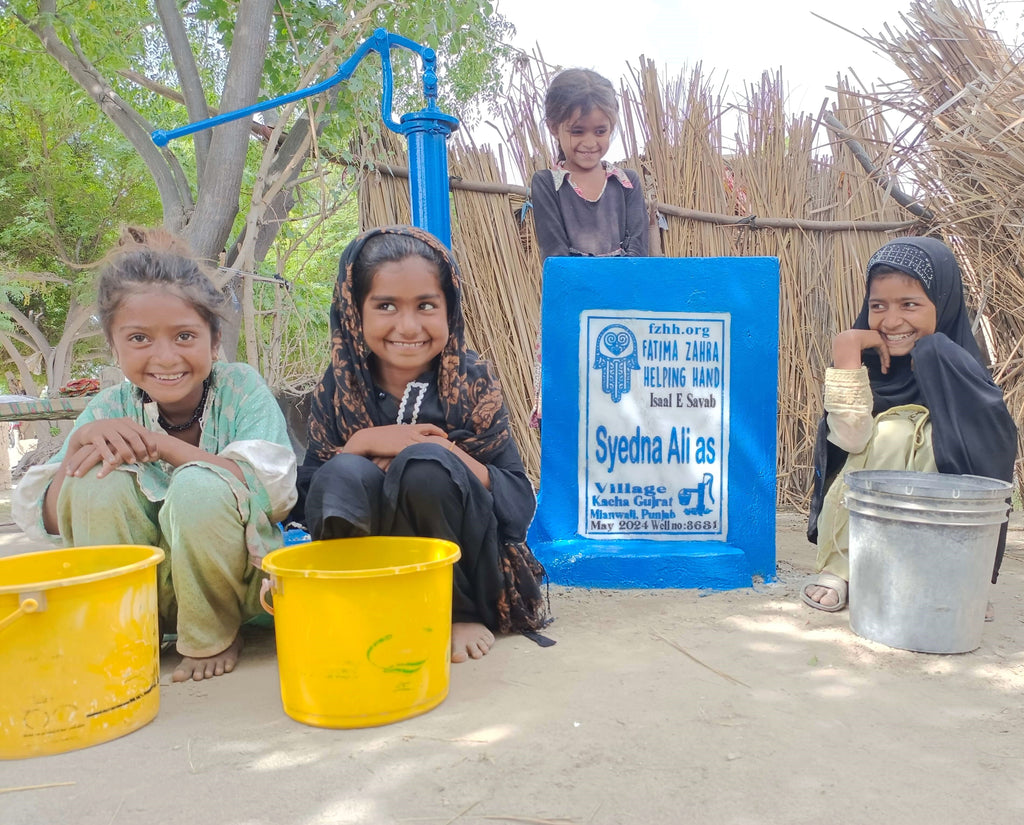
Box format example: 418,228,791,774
593,324,639,402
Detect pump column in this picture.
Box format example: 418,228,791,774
401,111,459,249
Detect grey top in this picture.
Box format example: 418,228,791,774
530,164,648,260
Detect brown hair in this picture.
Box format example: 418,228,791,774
544,68,619,160
96,226,227,342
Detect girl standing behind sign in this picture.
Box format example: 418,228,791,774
529,68,650,427
531,68,649,261
804,237,1017,613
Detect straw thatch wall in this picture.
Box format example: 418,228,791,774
854,0,1024,455
358,0,1024,508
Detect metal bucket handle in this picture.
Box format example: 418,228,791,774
0,590,47,633
900,483,964,498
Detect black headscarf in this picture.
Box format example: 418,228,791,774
808,237,1017,556
856,236,983,412
305,225,511,466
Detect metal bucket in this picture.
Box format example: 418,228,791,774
845,470,1011,654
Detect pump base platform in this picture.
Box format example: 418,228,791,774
531,538,773,590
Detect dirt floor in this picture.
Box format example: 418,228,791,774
2,478,1024,825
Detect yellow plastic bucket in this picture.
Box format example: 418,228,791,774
0,545,164,760
261,536,461,729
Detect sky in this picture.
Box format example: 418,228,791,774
490,0,1021,126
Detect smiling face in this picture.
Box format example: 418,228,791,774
109,288,218,422
867,271,937,357
552,107,613,175
360,255,449,396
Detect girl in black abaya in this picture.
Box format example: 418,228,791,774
803,237,1016,612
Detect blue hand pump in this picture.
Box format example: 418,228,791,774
151,29,459,247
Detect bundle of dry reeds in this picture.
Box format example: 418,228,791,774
850,0,1024,482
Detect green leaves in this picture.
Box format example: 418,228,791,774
2,0,512,391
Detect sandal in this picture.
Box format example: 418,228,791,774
800,572,848,612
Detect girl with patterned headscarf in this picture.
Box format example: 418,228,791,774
294,226,548,661
803,236,1017,613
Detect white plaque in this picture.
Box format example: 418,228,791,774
579,311,730,540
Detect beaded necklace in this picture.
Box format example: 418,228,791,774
143,377,210,433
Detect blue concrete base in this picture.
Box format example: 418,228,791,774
532,536,773,590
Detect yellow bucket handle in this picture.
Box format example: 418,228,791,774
0,590,47,633
259,577,276,616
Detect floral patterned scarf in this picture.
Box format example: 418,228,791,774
307,225,511,464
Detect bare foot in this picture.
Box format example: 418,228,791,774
451,622,494,663
172,634,243,682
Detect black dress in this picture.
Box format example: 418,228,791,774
297,374,538,629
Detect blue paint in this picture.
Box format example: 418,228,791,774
150,29,459,247
401,110,459,246
527,256,779,589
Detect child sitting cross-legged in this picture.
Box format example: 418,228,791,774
292,225,549,663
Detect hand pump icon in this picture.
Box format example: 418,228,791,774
678,473,715,516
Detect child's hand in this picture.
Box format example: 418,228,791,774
64,419,162,479
343,424,449,463
832,329,891,374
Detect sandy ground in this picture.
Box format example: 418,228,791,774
2,475,1024,825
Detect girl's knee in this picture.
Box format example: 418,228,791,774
161,466,245,560
60,466,139,507
395,442,455,470
395,454,457,507
163,464,236,516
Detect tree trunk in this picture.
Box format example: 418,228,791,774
180,0,275,260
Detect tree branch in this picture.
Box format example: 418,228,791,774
0,333,41,396
1,268,70,286
0,329,39,351
0,300,52,356
49,299,94,388
223,3,386,268
653,202,921,232
116,69,274,142
28,1,193,225
823,113,936,221
155,0,211,175
186,0,276,258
